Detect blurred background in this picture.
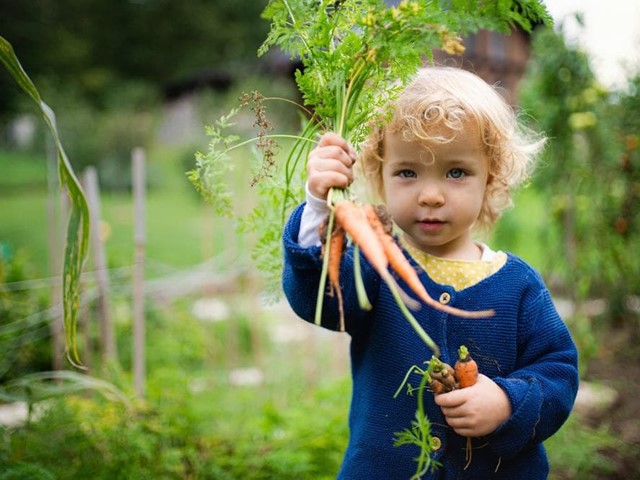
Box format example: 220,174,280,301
1,1,639,478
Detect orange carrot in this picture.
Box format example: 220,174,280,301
454,345,478,388
327,224,345,292
332,197,439,354
363,204,494,319
454,345,478,470
327,224,346,331
334,200,389,277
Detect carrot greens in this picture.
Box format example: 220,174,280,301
190,0,551,288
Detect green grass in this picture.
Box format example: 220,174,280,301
546,414,622,479
490,186,548,270
0,150,48,189
0,147,255,277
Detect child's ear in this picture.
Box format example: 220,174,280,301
485,173,494,186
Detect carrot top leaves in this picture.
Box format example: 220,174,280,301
190,0,552,293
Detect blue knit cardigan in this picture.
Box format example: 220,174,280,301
282,204,579,479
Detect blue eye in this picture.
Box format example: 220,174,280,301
397,169,416,178
448,168,465,179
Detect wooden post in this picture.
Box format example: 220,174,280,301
82,167,116,365
132,147,146,397
46,139,64,371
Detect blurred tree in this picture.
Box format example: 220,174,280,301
519,21,639,334
0,0,269,113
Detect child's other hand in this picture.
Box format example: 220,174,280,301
434,374,511,437
307,132,357,200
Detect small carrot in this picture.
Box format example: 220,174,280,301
326,223,346,331
327,224,345,292
454,345,478,388
363,204,494,320
429,378,445,395
429,356,457,393
453,345,479,470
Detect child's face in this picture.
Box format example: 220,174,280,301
381,125,490,260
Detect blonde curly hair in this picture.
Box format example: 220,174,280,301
358,66,545,231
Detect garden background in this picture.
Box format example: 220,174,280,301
1,1,639,478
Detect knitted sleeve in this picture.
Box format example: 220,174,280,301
282,203,380,333
486,277,579,459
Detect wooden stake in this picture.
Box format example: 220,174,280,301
82,166,116,365
132,147,146,397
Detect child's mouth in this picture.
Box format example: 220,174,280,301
418,220,445,232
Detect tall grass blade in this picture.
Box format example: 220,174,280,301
0,36,89,367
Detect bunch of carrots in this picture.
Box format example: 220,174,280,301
429,345,479,394
318,189,493,355
394,345,479,477
431,346,479,471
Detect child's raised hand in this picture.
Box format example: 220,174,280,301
434,374,511,437
307,132,357,200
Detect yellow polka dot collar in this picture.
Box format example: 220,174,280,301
402,240,507,292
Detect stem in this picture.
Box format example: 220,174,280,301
227,133,317,154
337,58,368,137
262,96,314,117
281,119,322,228
413,369,434,479
314,207,336,326
394,365,426,399
386,275,440,356
353,244,373,311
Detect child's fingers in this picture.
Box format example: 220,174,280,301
317,132,357,163
309,171,352,199
307,133,357,199
433,388,467,408
307,158,354,199
311,145,356,168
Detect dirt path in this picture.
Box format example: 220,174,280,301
585,334,640,479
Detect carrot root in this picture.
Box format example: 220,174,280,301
455,345,479,388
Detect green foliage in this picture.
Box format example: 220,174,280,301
545,415,621,479
0,247,51,382
0,36,89,366
260,0,548,142
0,0,270,115
0,343,350,479
0,463,55,480
519,24,640,333
0,294,351,478
191,0,552,294
0,295,628,480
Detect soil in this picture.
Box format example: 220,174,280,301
581,328,640,479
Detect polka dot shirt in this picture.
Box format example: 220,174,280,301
403,242,508,292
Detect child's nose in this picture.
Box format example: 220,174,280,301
418,183,445,207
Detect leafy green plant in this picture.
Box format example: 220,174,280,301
519,23,640,337
0,247,51,381
545,415,620,479
0,36,89,367
190,0,552,287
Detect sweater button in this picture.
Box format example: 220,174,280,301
431,436,442,451
439,292,451,304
